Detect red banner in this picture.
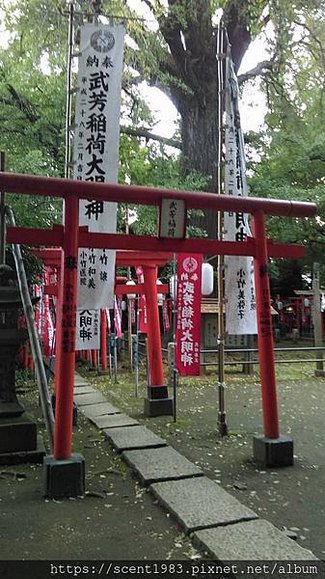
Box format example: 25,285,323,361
42,269,55,357
113,297,122,338
175,254,202,376
136,266,148,334
162,298,171,333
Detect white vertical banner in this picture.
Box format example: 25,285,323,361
73,23,125,350
224,56,257,335
76,309,100,351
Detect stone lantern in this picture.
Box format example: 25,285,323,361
0,264,44,464
0,264,27,417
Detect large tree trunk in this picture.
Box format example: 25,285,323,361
158,0,252,239
179,94,220,238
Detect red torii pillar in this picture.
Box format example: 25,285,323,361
252,210,293,466
142,264,173,416
42,195,85,498
115,251,173,416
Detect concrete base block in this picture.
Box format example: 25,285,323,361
253,434,294,467
0,435,45,465
0,400,25,418
0,415,37,454
144,385,174,417
44,453,85,499
144,397,174,417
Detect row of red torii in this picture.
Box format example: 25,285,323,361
32,246,172,371
1,172,316,486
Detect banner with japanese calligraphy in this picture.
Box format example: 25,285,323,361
113,298,123,338
223,56,257,335
34,277,55,358
43,269,55,357
162,298,171,333
175,254,202,376
136,266,148,334
73,23,125,350
76,309,100,350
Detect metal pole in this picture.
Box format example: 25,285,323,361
216,24,228,436
127,300,133,370
173,367,178,423
64,3,74,179
53,194,79,460
113,336,118,383
313,262,324,375
0,152,6,264
100,309,108,371
253,210,280,439
125,211,134,371
172,254,177,422
134,294,140,397
108,336,113,379
6,206,55,450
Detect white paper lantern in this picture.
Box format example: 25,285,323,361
169,274,177,300
156,279,164,306
201,262,214,296
126,279,136,300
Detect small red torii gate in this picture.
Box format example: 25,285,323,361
1,172,316,497
33,246,171,391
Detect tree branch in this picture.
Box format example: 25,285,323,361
238,60,273,84
6,84,38,123
223,0,251,72
121,125,181,149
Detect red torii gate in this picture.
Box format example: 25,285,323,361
33,247,171,399
1,171,316,497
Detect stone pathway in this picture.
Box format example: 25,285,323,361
74,375,318,561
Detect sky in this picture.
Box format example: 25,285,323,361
0,1,269,137
140,39,269,140
127,0,270,137
142,34,269,138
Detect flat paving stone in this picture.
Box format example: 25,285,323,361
74,392,106,406
80,402,121,419
95,414,139,429
193,519,318,561
73,386,95,394
122,446,203,486
104,426,167,452
150,477,258,533
74,375,90,386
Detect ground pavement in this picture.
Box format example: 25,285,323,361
0,366,324,569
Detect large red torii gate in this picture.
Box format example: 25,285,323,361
0,171,316,497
